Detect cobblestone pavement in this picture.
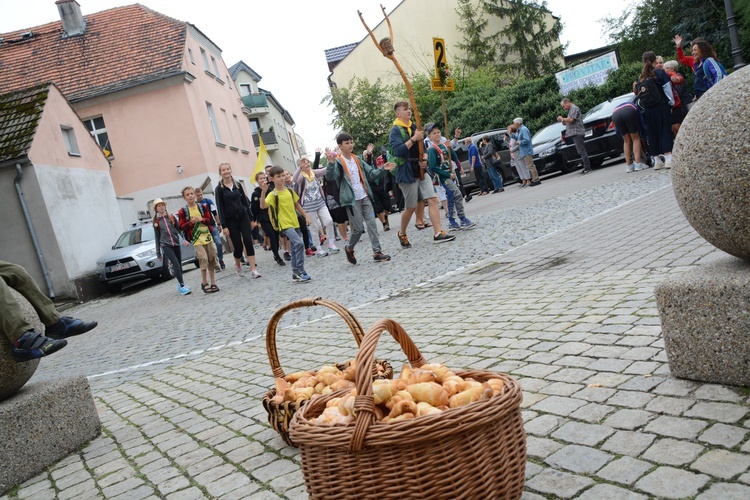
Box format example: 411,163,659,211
5,167,750,499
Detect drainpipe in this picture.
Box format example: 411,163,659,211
14,163,55,299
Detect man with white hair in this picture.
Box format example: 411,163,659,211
511,118,541,186
558,98,592,175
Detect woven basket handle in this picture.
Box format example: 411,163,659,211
348,319,426,453
265,297,366,379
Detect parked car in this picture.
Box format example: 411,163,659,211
95,221,197,293
559,93,635,169
455,129,518,193
531,122,574,175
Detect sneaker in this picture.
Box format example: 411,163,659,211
45,316,98,339
654,157,664,170
633,163,643,171
305,248,315,256
448,219,461,231
283,251,292,261
519,183,526,188
12,330,67,362
626,164,634,173
397,231,412,248
460,217,477,229
433,231,456,243
293,273,312,283
251,268,262,278
344,245,357,265
219,259,226,270
664,154,672,169
373,251,391,262
179,285,192,295
234,264,245,277
580,169,592,175
328,245,341,253
274,256,286,266
316,250,329,258
530,180,542,185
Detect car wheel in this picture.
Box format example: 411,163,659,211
104,283,121,293
589,159,603,169
162,258,176,280
560,162,577,174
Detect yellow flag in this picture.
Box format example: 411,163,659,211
252,134,271,181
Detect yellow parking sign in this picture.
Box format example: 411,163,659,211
432,37,454,91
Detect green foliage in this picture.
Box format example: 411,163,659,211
481,0,566,78
604,0,750,69
322,77,399,149
455,0,497,70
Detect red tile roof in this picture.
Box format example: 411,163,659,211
0,4,187,102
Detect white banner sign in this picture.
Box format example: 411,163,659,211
556,51,619,95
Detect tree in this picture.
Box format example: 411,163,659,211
322,78,398,149
481,0,566,78
603,0,750,68
456,0,497,70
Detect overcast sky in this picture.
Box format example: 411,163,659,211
2,0,631,153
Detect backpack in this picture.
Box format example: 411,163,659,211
387,125,409,178
322,163,344,210
705,57,728,85
636,76,663,108
266,191,281,232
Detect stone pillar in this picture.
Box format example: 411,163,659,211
658,66,750,386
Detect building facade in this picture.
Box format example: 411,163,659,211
229,61,301,172
326,0,564,89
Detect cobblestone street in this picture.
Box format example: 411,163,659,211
5,167,750,499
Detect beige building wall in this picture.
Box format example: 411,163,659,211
330,0,562,88
71,26,257,218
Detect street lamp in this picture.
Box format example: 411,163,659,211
725,0,746,69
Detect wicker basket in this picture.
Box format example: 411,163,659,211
290,318,526,499
261,297,393,447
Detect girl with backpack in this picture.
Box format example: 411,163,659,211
215,163,261,279
634,51,674,170
674,35,727,100
153,198,191,295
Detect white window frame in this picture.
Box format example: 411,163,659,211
60,125,80,156
82,116,112,156
188,48,195,65
222,108,236,148
206,102,223,144
211,56,220,77
200,47,210,73
233,114,247,150
239,84,251,97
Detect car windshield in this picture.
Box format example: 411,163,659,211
113,226,155,249
584,94,635,122
532,123,564,144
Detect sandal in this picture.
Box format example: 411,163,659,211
415,223,427,230
383,222,390,231
209,284,220,293
201,283,210,293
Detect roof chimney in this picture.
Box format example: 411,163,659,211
56,0,86,37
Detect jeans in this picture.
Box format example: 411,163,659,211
346,197,381,252
282,228,306,275
209,226,223,262
473,166,489,192
571,135,591,169
487,164,504,190
441,178,465,219
161,245,184,286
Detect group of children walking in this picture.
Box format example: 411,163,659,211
153,101,480,292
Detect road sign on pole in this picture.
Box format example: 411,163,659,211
432,37,454,91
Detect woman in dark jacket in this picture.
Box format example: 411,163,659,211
215,163,260,278
635,51,673,169
250,171,285,266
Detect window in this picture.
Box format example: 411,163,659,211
210,56,220,77
83,116,113,156
222,109,236,148
60,126,80,155
233,114,247,150
200,47,210,72
188,48,195,64
239,84,251,97
249,118,259,134
206,102,222,143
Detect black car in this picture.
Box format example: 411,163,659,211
531,122,573,175
559,93,635,169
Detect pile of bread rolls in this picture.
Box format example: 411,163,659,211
310,363,504,425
